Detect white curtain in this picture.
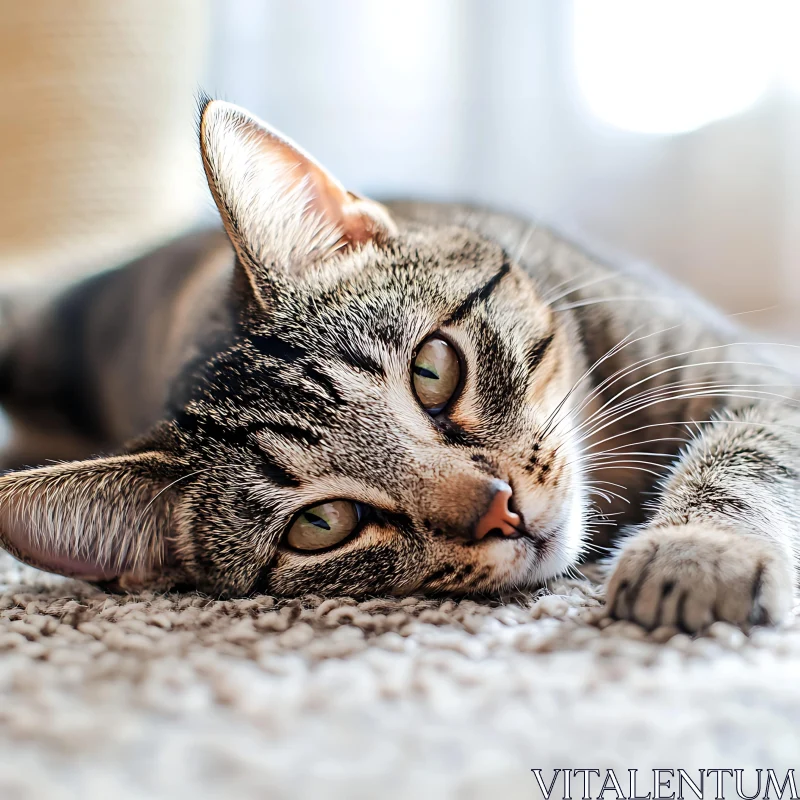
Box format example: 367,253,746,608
208,0,800,331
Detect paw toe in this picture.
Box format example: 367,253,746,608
605,525,795,634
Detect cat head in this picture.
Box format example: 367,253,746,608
0,99,589,596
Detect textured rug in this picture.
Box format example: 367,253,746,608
0,554,799,800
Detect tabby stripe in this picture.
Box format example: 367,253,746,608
526,333,554,374
255,455,301,488
174,410,254,448
436,419,483,448
421,564,458,586
249,333,306,363
446,259,511,324
690,486,758,520
336,342,385,377
173,410,301,486
259,419,321,446
373,509,415,533
717,446,798,482
303,363,343,405
176,411,300,488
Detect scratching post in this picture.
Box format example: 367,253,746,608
0,0,210,289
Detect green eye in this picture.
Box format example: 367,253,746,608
412,336,460,414
286,501,362,552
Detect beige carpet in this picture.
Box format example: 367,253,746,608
0,555,798,800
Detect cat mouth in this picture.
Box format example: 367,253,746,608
502,479,580,562
511,522,556,560
477,516,555,553
504,492,554,547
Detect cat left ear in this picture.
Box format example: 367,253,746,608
0,452,181,587
199,97,396,296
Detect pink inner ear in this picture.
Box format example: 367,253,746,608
302,167,376,247
29,552,120,582
257,122,394,249
1,511,122,581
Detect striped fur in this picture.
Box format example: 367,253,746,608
0,100,797,632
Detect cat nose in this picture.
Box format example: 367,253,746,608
473,480,521,540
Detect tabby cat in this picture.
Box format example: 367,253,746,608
0,98,797,633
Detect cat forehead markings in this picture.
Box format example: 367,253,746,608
0,98,586,600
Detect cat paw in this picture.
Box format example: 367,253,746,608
605,524,794,633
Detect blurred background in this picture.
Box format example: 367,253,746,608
1,0,798,333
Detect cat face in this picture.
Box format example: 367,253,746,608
0,100,589,596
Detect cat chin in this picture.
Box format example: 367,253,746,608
536,484,588,580
512,481,587,589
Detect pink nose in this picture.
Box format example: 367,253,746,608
473,480,521,540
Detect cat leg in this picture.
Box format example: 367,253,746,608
605,404,800,632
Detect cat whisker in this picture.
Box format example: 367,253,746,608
584,482,630,504
579,540,613,555
584,478,629,491
553,336,800,440
542,297,792,444
579,417,800,454
584,458,671,474
541,272,617,306
553,295,674,312
539,322,660,439
576,363,800,434
511,223,538,265
538,318,741,441
555,373,800,447
583,464,668,479
580,451,679,462
553,348,800,442
575,388,800,446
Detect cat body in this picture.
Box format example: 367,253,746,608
0,99,797,632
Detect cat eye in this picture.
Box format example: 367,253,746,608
412,336,461,414
286,501,363,552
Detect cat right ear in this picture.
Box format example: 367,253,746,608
0,452,182,588
198,97,396,300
